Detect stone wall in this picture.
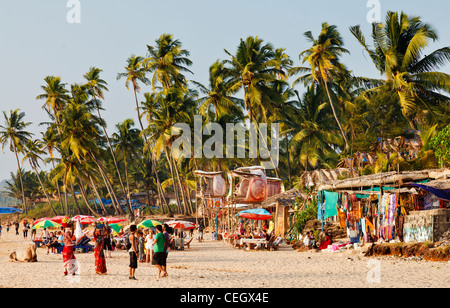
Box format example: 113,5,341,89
403,209,450,243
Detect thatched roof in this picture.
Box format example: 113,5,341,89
301,168,355,188
317,168,450,192
260,189,305,208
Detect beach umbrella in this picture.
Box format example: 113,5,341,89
0,207,23,214
166,220,196,230
32,220,61,229
237,208,272,221
137,219,162,229
32,217,50,225
109,223,124,233
50,216,70,224
71,215,94,225
97,217,127,224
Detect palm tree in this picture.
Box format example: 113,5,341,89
84,67,126,215
291,23,351,151
22,139,59,215
192,60,243,121
350,11,450,129
36,76,69,126
224,36,288,125
112,119,143,215
0,109,32,213
283,86,342,171
117,55,150,132
144,33,193,92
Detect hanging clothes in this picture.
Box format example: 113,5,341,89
323,191,338,219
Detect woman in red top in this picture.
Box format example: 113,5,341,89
63,227,77,276
94,227,107,275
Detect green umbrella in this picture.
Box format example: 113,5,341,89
137,220,162,229
33,220,61,229
109,223,124,233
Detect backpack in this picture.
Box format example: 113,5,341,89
124,234,132,250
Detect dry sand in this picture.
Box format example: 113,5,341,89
0,230,449,288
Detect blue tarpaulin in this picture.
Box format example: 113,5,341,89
0,207,23,214
405,183,450,202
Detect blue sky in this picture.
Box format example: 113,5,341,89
0,0,449,181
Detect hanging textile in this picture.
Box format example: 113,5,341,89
317,191,324,221
337,207,346,229
414,194,424,211
406,183,450,202
323,191,338,219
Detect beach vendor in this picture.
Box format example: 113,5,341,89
93,223,107,275
62,219,77,276
319,232,333,250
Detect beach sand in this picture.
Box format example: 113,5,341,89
0,231,449,288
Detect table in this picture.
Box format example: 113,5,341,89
240,238,267,250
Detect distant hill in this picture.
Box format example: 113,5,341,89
0,179,17,206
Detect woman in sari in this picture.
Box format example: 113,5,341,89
62,227,77,276
94,227,107,275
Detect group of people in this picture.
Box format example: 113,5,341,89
303,231,333,250
0,220,28,238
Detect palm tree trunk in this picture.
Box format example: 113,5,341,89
152,153,172,216
89,151,124,215
71,182,83,214
32,166,58,215
12,144,27,214
286,135,291,185
77,178,101,217
51,161,64,212
88,176,107,214
172,153,189,214
324,81,349,151
165,146,183,214
97,106,131,212
122,150,134,216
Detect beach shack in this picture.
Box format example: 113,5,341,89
310,169,450,245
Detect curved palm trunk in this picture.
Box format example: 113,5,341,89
323,81,349,151
88,151,124,215
97,106,130,210
51,161,64,211
172,154,189,214
12,144,27,214
71,182,83,215
77,178,101,217
122,149,134,216
132,85,171,216
32,166,58,215
88,176,108,215
164,146,183,214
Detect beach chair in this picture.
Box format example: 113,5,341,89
174,238,184,250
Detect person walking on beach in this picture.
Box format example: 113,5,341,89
62,224,77,276
14,221,19,235
94,227,107,275
128,225,139,280
145,229,154,263
103,226,113,258
162,224,172,275
31,218,37,240
197,220,204,242
137,230,145,262
152,224,167,279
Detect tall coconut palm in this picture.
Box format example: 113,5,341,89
283,86,342,171
84,67,126,215
144,33,193,92
112,119,143,215
224,36,288,125
22,139,58,215
36,76,69,126
0,109,32,213
192,60,243,121
350,11,450,129
291,23,351,151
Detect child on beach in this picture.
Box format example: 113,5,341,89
145,229,154,263
138,230,145,262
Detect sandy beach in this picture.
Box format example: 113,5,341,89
1,230,449,289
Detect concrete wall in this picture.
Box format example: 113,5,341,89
404,209,450,243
